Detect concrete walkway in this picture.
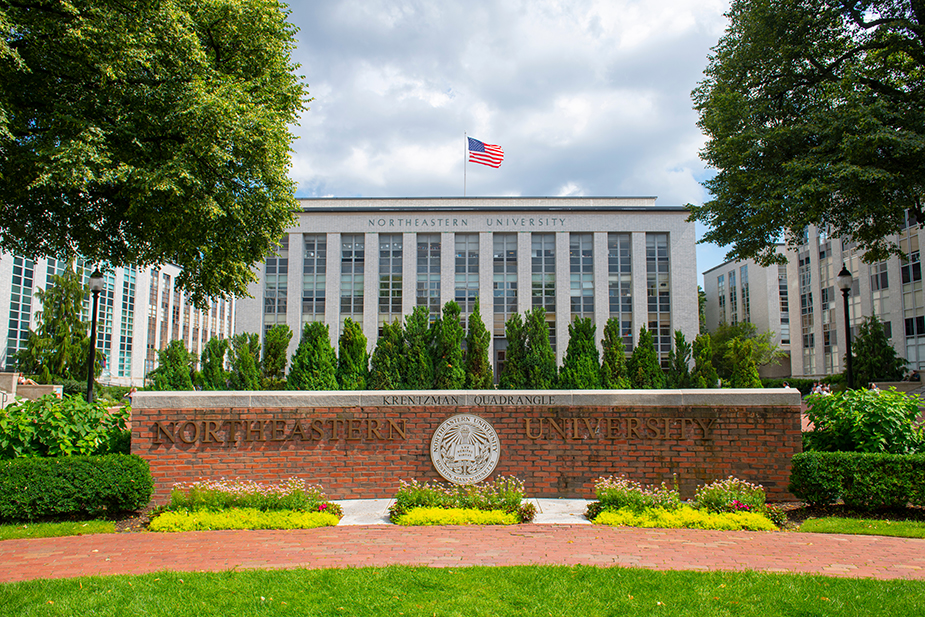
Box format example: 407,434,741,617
1,500,924,583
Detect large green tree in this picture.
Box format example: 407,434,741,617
261,323,292,389
709,321,781,379
850,315,907,387
15,266,99,383
464,300,493,389
0,0,308,306
336,318,368,390
287,322,337,391
599,317,631,389
401,307,434,389
691,0,925,266
558,317,601,389
432,301,465,390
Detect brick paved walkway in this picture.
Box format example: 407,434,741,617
1,525,924,583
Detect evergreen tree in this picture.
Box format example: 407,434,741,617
709,321,782,379
369,320,404,390
198,337,229,390
726,337,762,388
464,300,493,389
690,333,720,389
147,340,194,391
15,266,98,383
851,315,906,388
666,330,692,389
228,333,261,390
261,324,292,389
336,318,369,390
558,317,601,389
287,322,338,391
433,301,465,390
627,326,664,389
498,313,527,389
524,307,557,389
600,317,631,389
401,306,435,389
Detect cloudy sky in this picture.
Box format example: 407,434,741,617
284,0,732,282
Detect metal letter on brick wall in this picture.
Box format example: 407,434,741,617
430,414,501,484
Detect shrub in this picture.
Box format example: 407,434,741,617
336,317,369,390
0,454,153,521
0,394,128,458
593,505,776,531
693,476,766,514
464,300,494,389
790,451,925,509
393,507,518,526
627,326,664,389
150,508,339,532
600,317,631,389
287,321,338,391
167,477,342,516
593,475,680,513
558,317,601,389
389,477,535,523
804,388,923,454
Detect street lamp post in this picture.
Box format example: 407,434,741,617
836,264,854,390
86,269,104,402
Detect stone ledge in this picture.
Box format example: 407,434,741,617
132,388,802,410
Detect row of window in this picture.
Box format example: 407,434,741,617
264,232,672,360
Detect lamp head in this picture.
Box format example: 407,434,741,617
836,264,853,292
89,269,104,293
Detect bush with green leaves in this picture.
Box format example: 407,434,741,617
851,315,907,387
600,317,631,389
790,451,925,509
665,330,692,388
593,505,776,531
166,477,342,516
0,394,128,458
261,324,292,390
558,317,601,389
228,332,261,390
498,313,527,389
464,300,493,389
432,301,466,389
147,340,194,390
725,337,762,388
369,320,404,390
627,326,664,388
198,336,229,390
592,475,681,513
693,476,766,514
336,317,369,390
401,307,434,389
389,477,535,523
690,333,719,388
804,387,924,454
287,321,338,391
524,307,557,389
0,454,153,521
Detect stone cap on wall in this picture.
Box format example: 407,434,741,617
132,388,803,410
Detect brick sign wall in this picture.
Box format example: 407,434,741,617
131,390,803,503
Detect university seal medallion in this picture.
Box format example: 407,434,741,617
430,414,501,484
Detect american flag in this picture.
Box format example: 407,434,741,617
467,137,504,168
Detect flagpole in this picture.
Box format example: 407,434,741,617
464,132,467,197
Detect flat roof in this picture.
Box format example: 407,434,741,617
297,196,688,214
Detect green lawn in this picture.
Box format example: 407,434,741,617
1,566,923,616
0,520,115,541
800,517,925,538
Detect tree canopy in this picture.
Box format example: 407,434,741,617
0,0,308,306
691,0,925,266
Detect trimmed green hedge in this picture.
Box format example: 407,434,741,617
0,454,154,522
790,451,925,509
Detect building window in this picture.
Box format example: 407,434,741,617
264,236,289,334
303,234,327,323
532,233,556,351
778,265,790,345
901,233,925,369
493,234,517,337
570,233,594,319
728,269,738,324
799,252,815,374
607,233,632,348
340,234,365,321
416,234,441,317
646,233,671,365
455,233,479,315
740,265,750,324
5,257,34,370
717,274,726,324
118,268,136,378
145,270,159,375
379,234,403,330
